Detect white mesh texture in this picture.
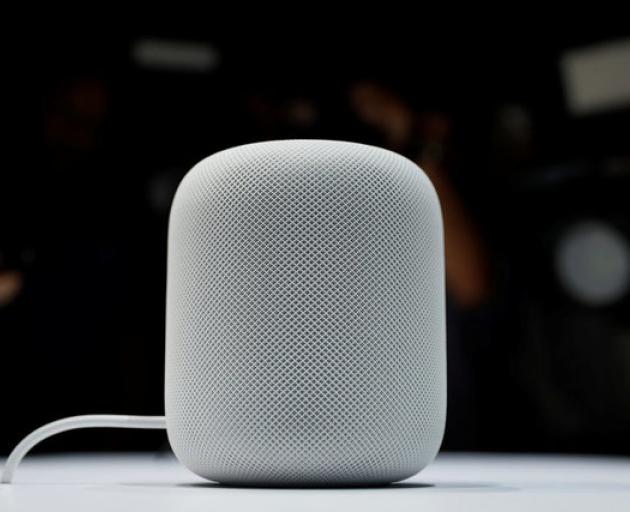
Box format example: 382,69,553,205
165,140,446,486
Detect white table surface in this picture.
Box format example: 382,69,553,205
1,452,629,511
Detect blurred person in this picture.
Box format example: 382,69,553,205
349,82,492,308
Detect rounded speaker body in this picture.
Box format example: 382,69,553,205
165,140,446,486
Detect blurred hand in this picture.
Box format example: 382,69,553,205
0,270,23,307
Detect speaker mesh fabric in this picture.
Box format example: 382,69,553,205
165,140,446,486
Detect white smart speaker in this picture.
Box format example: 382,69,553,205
2,139,446,487
165,140,446,486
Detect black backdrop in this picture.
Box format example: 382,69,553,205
2,26,629,456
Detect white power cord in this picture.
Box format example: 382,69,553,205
1,415,166,483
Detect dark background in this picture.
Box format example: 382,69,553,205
2,27,629,456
